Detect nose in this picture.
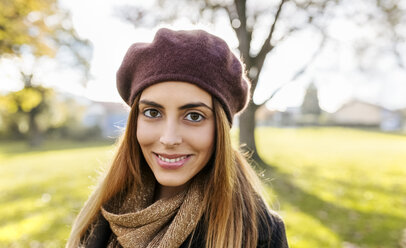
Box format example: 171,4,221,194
159,120,182,147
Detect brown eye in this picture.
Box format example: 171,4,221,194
185,112,204,122
144,109,161,118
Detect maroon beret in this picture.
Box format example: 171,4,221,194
116,28,250,123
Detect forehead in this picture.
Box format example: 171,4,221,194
139,81,212,106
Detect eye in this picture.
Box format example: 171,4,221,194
185,112,204,122
143,109,161,118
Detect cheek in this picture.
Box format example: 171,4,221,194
136,119,156,147
187,124,215,154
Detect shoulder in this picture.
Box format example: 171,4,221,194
257,200,289,248
181,199,289,248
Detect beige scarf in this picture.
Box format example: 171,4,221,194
101,171,204,248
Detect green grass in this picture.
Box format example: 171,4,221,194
1,127,406,247
255,127,406,248
0,140,114,247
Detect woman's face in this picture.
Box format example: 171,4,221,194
137,81,215,197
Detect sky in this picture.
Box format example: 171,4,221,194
1,0,405,113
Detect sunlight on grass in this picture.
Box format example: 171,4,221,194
255,127,406,248
282,204,342,247
0,209,63,241
0,141,114,247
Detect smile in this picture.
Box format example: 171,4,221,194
154,153,192,169
158,154,188,163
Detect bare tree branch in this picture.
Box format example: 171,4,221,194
118,5,146,25
275,27,300,44
251,0,287,90
255,0,287,57
393,42,405,68
116,3,184,28
233,0,252,61
249,26,300,88
223,4,235,25
202,0,227,10
259,31,327,108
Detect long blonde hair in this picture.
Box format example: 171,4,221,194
66,96,271,248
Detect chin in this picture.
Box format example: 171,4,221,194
156,177,188,188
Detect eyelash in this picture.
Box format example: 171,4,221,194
142,109,205,122
185,112,205,122
143,109,162,118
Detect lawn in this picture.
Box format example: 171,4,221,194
0,140,115,248
1,127,406,247
255,127,406,248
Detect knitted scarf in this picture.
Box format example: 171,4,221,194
101,171,204,248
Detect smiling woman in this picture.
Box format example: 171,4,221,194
137,82,215,198
66,28,288,248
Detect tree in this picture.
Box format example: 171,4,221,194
0,77,56,145
118,0,405,167
300,82,321,125
0,0,91,68
301,82,321,115
0,0,93,146
1,0,92,82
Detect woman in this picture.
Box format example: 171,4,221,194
67,28,288,248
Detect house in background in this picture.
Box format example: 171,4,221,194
256,106,303,127
329,100,403,131
256,106,276,126
399,108,406,131
82,101,129,138
256,82,325,127
255,99,405,132
255,81,405,132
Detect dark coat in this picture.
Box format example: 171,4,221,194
85,204,289,248
179,207,289,248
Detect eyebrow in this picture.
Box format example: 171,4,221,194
139,100,163,109
139,100,213,111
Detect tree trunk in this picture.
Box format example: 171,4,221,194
28,109,42,147
239,101,268,169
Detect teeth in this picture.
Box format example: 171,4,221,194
158,155,187,163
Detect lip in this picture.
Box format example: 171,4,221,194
155,153,190,159
154,153,192,169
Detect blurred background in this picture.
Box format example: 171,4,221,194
0,0,405,247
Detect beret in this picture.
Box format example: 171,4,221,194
116,28,250,123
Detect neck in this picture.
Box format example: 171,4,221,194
154,183,190,201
